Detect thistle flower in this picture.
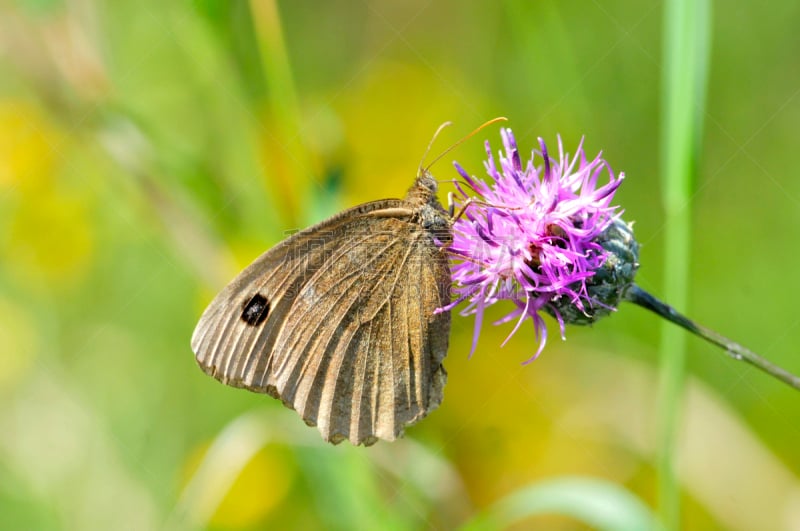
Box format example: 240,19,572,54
443,126,800,392
442,128,629,359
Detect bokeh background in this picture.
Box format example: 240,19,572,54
2,1,799,530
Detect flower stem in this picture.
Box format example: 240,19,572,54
626,285,800,390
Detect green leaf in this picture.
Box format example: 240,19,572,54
462,477,658,531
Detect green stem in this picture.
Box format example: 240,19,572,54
658,0,711,528
248,0,317,227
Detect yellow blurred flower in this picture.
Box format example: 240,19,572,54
7,191,94,287
182,441,295,529
210,445,295,528
0,100,61,191
337,62,467,204
0,98,92,286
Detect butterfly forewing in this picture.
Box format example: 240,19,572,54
191,204,390,391
192,200,405,390
191,186,451,446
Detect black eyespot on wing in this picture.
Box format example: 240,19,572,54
241,294,270,326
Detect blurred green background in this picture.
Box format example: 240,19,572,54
1,1,799,530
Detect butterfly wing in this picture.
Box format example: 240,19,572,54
191,199,450,445
191,201,400,391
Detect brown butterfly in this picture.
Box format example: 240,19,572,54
191,120,506,446
191,169,453,446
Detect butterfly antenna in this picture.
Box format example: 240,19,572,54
422,116,508,173
418,121,454,175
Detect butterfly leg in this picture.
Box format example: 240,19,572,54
451,195,525,222
451,197,487,222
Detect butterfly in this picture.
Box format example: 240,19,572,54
191,170,453,446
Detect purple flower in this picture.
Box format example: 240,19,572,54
441,128,626,361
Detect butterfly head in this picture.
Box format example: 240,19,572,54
415,169,439,194
405,169,439,206
409,170,452,247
